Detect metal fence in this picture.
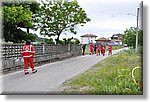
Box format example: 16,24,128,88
1,44,82,70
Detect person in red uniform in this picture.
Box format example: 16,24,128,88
96,45,101,56
90,43,94,55
22,40,37,75
102,45,106,56
108,45,112,55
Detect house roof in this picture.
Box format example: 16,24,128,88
111,33,123,40
95,37,111,41
112,34,123,37
81,34,97,37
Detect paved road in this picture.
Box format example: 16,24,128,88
1,48,128,94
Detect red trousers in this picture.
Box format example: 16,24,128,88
90,48,94,55
102,50,105,56
24,57,35,72
90,48,93,52
108,50,112,55
97,50,100,55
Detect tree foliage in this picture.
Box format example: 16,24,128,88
63,37,80,44
123,27,143,48
3,3,33,28
35,0,90,44
60,37,80,44
2,1,40,43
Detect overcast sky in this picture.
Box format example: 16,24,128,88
68,0,143,40
32,0,143,40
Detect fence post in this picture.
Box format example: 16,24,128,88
68,44,71,52
42,44,45,54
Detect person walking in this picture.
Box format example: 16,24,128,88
100,44,103,55
102,45,106,56
90,43,94,55
82,44,86,55
96,45,101,56
94,44,97,54
108,45,112,55
21,40,37,75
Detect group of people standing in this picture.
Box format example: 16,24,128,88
82,43,112,56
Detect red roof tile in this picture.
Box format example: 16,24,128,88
81,34,97,37
95,37,110,41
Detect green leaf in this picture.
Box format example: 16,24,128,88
35,0,90,44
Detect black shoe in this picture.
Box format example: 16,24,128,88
32,69,37,74
25,72,29,75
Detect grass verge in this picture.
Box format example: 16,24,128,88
61,49,142,95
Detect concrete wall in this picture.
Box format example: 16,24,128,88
1,44,82,71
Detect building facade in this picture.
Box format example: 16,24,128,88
95,37,111,45
80,34,97,44
110,34,123,45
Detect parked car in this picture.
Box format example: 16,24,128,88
124,44,127,47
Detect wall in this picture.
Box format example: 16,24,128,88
81,37,96,44
1,44,82,71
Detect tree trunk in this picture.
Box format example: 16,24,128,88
56,34,60,44
27,28,29,34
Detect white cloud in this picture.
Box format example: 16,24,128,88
75,0,142,39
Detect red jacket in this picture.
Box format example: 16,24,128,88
22,44,35,58
108,45,112,51
97,46,100,51
102,45,106,50
90,44,94,49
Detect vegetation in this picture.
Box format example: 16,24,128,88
62,48,142,95
2,0,89,44
34,37,55,44
34,37,80,44
123,27,143,48
62,38,80,45
35,0,90,44
2,0,40,43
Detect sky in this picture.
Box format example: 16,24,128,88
69,0,143,40
28,0,143,41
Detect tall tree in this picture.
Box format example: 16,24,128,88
35,0,90,44
2,4,33,42
2,1,40,42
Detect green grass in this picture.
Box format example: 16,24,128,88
62,49,142,95
112,46,125,50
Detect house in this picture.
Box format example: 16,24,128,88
80,34,97,44
110,34,123,45
95,37,111,45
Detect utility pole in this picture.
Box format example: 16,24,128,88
135,8,139,53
